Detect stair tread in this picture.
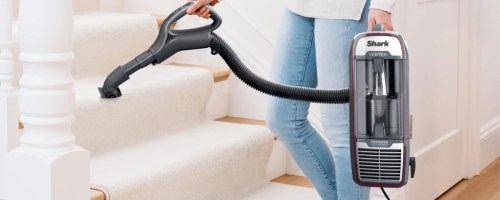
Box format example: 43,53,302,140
171,63,231,83
90,121,273,200
90,174,314,200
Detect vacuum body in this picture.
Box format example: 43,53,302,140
349,26,413,187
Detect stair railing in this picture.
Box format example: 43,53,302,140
5,1,90,200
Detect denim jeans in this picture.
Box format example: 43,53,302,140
266,3,371,200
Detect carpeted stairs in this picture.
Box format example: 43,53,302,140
13,1,321,199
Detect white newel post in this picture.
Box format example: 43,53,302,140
6,1,90,200
0,0,19,198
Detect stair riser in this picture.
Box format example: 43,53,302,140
206,81,229,120
266,140,287,180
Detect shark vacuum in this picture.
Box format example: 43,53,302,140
98,2,415,199
350,25,416,190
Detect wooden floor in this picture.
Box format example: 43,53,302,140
272,158,500,200
437,158,499,200
272,174,314,188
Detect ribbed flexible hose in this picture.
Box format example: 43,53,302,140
210,33,349,104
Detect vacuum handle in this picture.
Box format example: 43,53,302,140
162,2,222,36
373,24,385,32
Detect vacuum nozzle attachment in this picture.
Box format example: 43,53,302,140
98,86,122,98
99,63,130,99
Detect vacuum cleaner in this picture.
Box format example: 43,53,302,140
349,26,416,189
98,2,415,197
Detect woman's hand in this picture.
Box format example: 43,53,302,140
187,0,220,19
367,9,394,31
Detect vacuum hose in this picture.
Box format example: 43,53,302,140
209,33,349,104
99,2,349,104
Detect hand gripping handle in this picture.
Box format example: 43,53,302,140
161,2,222,36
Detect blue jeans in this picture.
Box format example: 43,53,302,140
266,4,371,200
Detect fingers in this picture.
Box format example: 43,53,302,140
192,7,210,19
210,0,219,6
196,7,207,16
203,8,211,19
367,9,394,31
367,16,376,32
383,23,394,31
368,21,394,31
199,7,211,19
187,0,213,19
187,0,205,15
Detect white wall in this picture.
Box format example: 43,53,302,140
479,0,500,126
478,0,500,170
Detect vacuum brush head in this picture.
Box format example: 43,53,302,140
98,86,122,99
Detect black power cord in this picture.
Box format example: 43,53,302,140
381,187,390,200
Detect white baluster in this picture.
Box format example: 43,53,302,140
0,0,19,198
6,1,90,200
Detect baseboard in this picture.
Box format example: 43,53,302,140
480,116,500,169
406,129,464,200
